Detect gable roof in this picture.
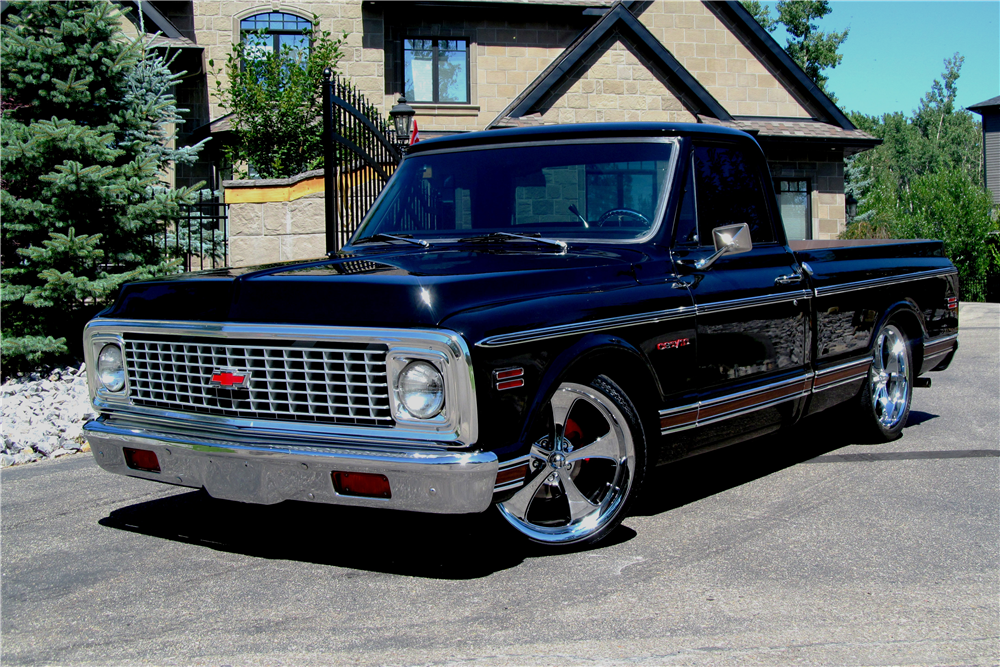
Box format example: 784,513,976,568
712,1,854,130
487,1,732,128
488,0,866,140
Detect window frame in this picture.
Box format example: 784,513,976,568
688,141,781,248
239,11,312,59
403,37,471,105
773,178,812,241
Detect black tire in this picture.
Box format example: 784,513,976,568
857,322,913,441
497,375,647,547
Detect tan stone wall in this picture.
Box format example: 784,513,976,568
635,0,811,118
195,1,382,122
538,38,697,124
228,191,327,266
385,20,579,132
767,151,846,240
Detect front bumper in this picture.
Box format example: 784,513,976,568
84,418,499,514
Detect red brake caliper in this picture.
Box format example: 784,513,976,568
564,418,583,448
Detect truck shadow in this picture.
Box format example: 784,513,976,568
634,407,941,517
97,407,936,579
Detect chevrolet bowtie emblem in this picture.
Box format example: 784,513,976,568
209,369,251,388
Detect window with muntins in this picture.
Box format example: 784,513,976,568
241,12,311,60
404,39,469,103
774,179,811,240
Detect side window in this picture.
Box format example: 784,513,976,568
404,39,469,104
692,145,776,245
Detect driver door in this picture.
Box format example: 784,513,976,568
673,142,811,449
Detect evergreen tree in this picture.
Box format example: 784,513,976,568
1,1,205,372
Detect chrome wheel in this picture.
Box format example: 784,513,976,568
498,380,639,545
869,324,910,430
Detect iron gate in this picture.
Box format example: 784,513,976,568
164,191,228,271
322,69,402,252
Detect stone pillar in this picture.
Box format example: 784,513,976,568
224,169,328,267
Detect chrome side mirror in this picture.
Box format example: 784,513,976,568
695,223,752,270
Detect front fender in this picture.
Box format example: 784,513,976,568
506,333,659,458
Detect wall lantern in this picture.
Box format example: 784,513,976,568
389,96,415,144
846,193,858,220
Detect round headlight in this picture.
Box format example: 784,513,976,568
397,360,444,419
97,343,126,392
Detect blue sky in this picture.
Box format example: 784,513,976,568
757,1,999,117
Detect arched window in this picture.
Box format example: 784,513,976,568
240,12,311,59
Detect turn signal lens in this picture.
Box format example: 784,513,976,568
332,471,391,498
97,343,126,392
396,360,445,419
123,447,160,473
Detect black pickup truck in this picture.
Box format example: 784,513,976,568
83,123,959,547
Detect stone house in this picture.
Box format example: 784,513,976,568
115,0,878,263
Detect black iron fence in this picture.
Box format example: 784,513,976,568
960,270,1000,303
322,70,402,252
163,191,228,271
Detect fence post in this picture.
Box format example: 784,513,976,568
322,68,338,256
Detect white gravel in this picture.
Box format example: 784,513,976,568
1,365,98,467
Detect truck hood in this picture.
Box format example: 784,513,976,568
104,246,643,328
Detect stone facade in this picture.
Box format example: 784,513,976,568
225,171,328,266
634,1,810,118
142,0,875,260
537,38,698,124
768,149,846,240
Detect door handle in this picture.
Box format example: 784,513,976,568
775,272,804,286
669,275,696,289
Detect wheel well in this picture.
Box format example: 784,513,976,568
885,307,926,374
560,348,661,443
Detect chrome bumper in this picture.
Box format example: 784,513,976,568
84,419,499,514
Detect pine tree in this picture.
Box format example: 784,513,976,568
1,1,205,372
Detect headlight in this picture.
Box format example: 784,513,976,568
97,343,126,392
396,360,444,419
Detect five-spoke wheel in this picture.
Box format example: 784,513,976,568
859,322,913,440
497,377,644,545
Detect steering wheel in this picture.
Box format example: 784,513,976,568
596,208,650,227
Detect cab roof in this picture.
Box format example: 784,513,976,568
407,122,753,154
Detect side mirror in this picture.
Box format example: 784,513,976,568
695,223,752,270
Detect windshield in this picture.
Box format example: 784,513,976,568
352,140,676,244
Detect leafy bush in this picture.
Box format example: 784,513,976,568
212,18,346,179
844,55,998,300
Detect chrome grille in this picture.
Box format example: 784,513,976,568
123,335,392,426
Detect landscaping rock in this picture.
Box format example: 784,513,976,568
1,365,97,468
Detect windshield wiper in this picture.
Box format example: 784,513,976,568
458,232,568,253
354,233,429,248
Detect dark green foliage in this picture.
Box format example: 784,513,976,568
741,0,777,32
212,17,346,179
740,0,848,96
1,1,205,373
843,56,998,301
